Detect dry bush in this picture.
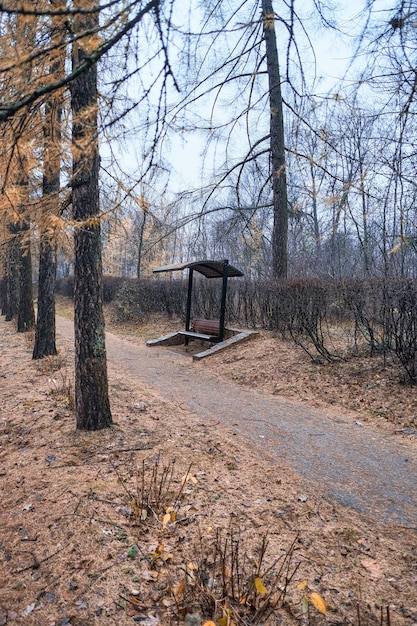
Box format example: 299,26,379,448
35,351,67,374
178,527,306,625
112,454,195,525
47,369,75,410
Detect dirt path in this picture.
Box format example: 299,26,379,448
57,317,417,528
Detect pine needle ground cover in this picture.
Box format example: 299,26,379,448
0,316,416,625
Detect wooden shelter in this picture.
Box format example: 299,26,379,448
152,259,244,343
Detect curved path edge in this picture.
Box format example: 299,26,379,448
56,316,417,528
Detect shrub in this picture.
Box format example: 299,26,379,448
56,273,417,382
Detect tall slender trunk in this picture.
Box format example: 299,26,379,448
33,228,58,358
16,165,35,333
33,0,65,359
71,1,112,430
310,162,321,249
136,207,148,279
13,13,35,333
17,225,35,332
4,227,19,322
359,162,370,276
262,0,288,279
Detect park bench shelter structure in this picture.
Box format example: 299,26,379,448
152,259,244,343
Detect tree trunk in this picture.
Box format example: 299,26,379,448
310,162,321,250
33,0,64,359
17,219,35,333
262,0,288,279
33,233,57,358
71,1,112,430
33,98,60,358
4,230,19,322
13,149,35,333
136,208,148,279
0,270,6,316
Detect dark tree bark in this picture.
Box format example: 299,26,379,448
17,219,35,333
0,274,6,316
33,231,57,358
262,0,288,279
4,229,19,322
71,1,112,430
33,16,63,359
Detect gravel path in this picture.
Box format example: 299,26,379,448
57,317,417,528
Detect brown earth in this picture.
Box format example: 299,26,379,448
1,303,417,626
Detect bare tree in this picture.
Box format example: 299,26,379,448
262,0,288,278
167,0,334,279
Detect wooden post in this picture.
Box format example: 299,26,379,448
184,267,194,345
219,259,229,342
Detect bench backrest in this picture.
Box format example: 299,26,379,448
192,318,220,336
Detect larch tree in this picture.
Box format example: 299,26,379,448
0,9,37,332
33,0,66,359
0,0,178,430
16,11,35,334
71,0,112,430
3,226,19,322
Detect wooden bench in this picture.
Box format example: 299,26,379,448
192,318,220,336
178,318,221,342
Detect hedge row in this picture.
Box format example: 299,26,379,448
55,275,417,382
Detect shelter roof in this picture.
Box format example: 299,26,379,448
152,260,244,279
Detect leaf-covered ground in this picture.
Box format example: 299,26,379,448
200,331,417,432
1,311,416,626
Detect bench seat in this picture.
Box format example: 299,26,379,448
178,330,216,341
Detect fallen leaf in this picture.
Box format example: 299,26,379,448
254,577,267,596
137,616,160,626
301,595,309,615
172,580,185,602
152,544,165,561
297,580,308,590
162,512,171,528
219,608,233,625
310,592,326,615
130,498,140,517
181,472,198,485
